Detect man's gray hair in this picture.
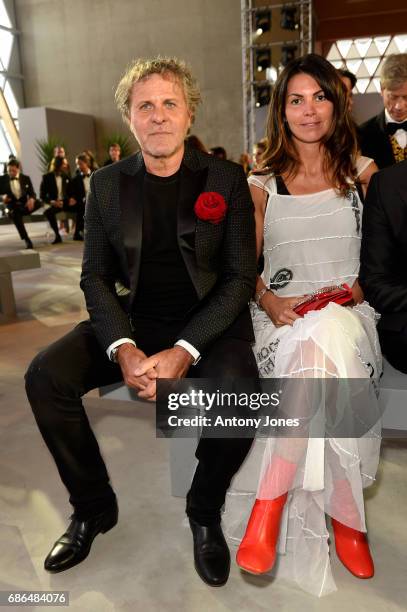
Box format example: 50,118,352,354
115,56,201,124
380,53,407,90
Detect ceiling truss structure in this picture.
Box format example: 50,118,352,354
241,0,313,153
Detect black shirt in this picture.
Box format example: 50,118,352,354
132,170,198,346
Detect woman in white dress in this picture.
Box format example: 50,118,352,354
224,54,382,596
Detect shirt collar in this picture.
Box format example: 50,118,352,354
385,108,407,125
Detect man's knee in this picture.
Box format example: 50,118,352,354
25,340,82,407
25,349,60,402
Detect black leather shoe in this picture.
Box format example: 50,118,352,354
189,518,230,586
44,502,118,573
52,235,62,244
25,238,33,249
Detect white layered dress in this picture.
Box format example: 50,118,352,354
223,157,382,596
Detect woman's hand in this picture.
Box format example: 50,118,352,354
351,279,364,305
260,291,305,327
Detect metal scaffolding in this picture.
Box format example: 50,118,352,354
241,0,313,153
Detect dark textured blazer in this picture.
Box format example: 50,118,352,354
359,159,407,332
0,173,36,206
80,146,257,354
39,172,70,203
358,110,396,170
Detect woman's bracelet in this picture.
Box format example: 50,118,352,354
254,287,269,309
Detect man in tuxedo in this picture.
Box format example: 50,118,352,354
40,157,71,244
25,57,258,585
359,53,407,169
103,143,122,166
0,159,40,249
359,159,407,373
67,154,92,240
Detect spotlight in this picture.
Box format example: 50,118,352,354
255,49,271,72
255,85,271,108
266,66,278,83
281,44,297,66
254,10,271,36
280,6,299,31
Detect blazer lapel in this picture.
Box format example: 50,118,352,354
177,153,208,293
119,157,145,304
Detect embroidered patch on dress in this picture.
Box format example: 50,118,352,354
269,268,293,290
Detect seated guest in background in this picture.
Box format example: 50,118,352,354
67,154,91,240
49,145,71,176
83,149,99,172
40,156,71,244
252,138,267,170
338,68,357,111
238,152,251,175
103,143,122,166
359,53,407,168
0,159,40,249
209,146,227,160
360,159,407,374
185,134,207,152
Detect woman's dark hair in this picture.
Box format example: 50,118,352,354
338,68,357,89
259,53,359,195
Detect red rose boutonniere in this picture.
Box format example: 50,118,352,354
194,192,227,224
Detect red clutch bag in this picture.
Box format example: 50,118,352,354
293,284,354,316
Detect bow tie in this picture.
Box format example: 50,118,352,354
10,177,19,181
386,121,407,135
83,173,91,178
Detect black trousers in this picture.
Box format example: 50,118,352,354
8,201,41,240
25,320,258,524
44,203,84,238
379,326,407,374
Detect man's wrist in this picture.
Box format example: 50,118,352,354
115,342,138,363
173,345,195,366
174,339,200,365
107,338,136,362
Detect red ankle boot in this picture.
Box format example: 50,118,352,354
331,518,374,578
236,493,287,574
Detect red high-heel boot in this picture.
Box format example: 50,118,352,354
330,479,374,579
236,493,287,574
331,519,374,578
236,455,296,574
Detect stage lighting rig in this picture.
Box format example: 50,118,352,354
281,44,297,66
254,10,271,36
280,6,299,31
255,49,271,72
255,85,271,108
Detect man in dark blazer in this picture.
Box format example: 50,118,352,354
40,157,71,243
359,159,407,373
359,53,407,169
0,159,40,248
25,58,258,586
66,153,92,240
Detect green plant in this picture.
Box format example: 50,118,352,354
103,133,132,159
35,136,66,173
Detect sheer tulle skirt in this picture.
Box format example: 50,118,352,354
223,302,382,596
